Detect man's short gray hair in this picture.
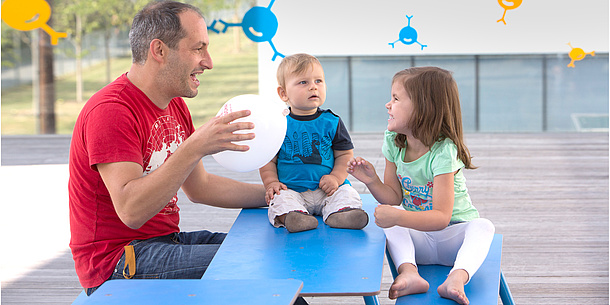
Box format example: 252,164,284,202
129,1,204,65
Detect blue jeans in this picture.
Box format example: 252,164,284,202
86,230,226,296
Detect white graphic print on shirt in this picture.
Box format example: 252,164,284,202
142,115,187,215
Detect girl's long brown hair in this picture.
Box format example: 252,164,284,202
393,66,476,169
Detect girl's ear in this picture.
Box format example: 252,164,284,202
277,86,290,102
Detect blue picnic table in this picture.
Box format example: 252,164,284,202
202,194,386,304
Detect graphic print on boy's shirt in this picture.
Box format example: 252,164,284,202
279,131,333,164
399,174,433,211
142,115,187,215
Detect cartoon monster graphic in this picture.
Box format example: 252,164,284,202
208,0,284,61
567,42,595,68
497,0,523,25
1,0,67,45
389,15,427,50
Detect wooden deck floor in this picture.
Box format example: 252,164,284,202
1,133,608,305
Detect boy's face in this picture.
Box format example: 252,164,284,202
278,63,326,116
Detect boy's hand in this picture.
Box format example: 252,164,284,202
265,181,287,204
319,175,340,196
347,157,378,185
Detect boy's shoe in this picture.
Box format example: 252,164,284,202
325,208,369,230
284,211,318,233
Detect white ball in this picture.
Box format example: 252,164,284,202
212,94,288,172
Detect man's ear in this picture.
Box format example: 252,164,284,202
149,39,166,63
277,86,289,102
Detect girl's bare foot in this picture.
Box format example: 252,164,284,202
437,269,470,305
389,263,429,299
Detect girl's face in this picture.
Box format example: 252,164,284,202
386,80,413,134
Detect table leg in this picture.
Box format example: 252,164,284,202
363,295,380,305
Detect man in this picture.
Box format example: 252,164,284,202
68,0,266,295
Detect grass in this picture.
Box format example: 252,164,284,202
1,32,258,135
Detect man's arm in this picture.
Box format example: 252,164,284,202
98,156,199,230
181,160,267,208
98,110,256,230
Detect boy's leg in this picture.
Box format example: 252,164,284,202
268,189,318,232
322,185,368,229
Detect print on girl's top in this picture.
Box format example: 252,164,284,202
399,174,433,211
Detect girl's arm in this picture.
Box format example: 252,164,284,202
348,157,403,205
375,171,456,231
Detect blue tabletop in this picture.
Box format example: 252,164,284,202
78,279,303,305
202,194,386,296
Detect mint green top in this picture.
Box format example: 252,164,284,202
382,130,479,222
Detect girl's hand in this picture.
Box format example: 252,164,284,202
347,157,378,185
265,181,287,204
374,204,401,228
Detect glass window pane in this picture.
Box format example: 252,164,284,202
318,57,351,129
479,56,544,132
546,54,609,131
351,57,411,133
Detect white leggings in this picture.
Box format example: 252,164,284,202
384,216,495,283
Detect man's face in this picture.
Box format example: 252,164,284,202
160,10,213,99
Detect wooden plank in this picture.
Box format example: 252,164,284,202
1,133,608,305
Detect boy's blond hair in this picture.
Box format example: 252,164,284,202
276,53,322,89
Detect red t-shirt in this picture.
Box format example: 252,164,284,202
68,73,195,288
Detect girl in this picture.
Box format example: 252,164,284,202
347,67,495,305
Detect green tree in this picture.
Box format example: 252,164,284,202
54,0,143,102
54,0,99,103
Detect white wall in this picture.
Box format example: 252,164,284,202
257,0,608,97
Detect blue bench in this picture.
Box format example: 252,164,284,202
388,234,515,304
72,279,303,305
202,194,386,305
73,194,513,305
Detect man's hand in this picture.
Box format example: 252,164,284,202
188,110,255,157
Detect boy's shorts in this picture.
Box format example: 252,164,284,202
268,184,362,228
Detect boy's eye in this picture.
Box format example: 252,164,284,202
299,81,307,85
